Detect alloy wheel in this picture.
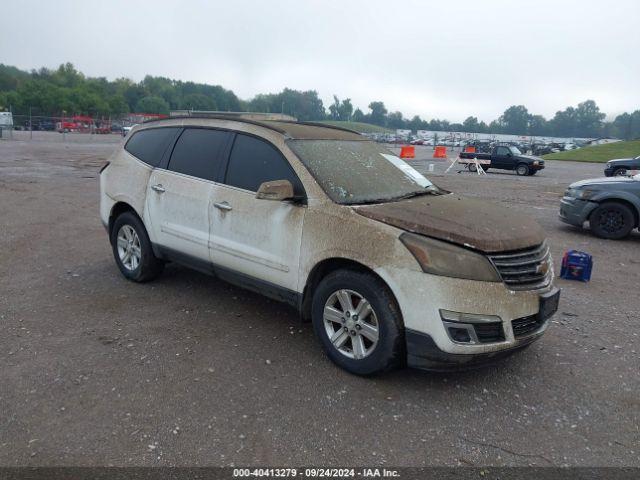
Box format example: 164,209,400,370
116,225,141,271
323,289,379,360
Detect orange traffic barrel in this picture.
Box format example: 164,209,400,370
464,146,476,153
433,146,447,158
400,146,415,159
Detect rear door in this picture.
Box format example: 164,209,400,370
209,133,306,292
145,128,231,262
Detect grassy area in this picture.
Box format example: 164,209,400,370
317,120,393,134
543,140,640,163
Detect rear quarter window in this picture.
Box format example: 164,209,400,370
124,127,180,167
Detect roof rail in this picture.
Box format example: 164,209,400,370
298,121,362,135
169,110,297,121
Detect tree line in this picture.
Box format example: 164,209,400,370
1,62,638,139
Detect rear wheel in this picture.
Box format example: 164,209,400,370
590,202,635,239
311,270,404,375
516,163,530,176
111,211,164,281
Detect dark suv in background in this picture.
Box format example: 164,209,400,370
604,155,640,177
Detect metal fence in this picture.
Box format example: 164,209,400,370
0,114,127,144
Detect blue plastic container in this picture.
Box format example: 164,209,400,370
560,250,593,282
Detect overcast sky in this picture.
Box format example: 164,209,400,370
2,0,638,122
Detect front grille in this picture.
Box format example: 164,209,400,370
473,322,505,343
488,242,552,291
512,314,545,337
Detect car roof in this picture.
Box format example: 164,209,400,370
142,115,364,141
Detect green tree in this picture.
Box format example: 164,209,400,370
135,96,170,114
499,105,530,134
386,111,404,129
528,114,548,136
181,93,217,111
551,106,577,137
408,115,425,132
462,116,480,132
328,95,340,119
575,100,605,137
337,98,353,121
368,101,387,126
352,108,365,122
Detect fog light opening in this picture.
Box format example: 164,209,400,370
448,327,472,343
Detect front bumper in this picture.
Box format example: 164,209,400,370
406,328,545,371
604,167,615,177
376,263,559,366
559,196,598,227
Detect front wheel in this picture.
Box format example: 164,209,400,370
516,163,530,176
590,202,635,239
311,270,405,375
110,211,164,282
614,168,628,177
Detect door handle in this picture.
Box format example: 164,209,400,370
214,201,232,211
151,184,165,193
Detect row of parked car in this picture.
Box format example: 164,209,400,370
454,143,640,240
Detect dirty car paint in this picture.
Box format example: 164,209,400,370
353,193,545,253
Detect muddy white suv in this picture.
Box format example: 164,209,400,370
100,113,559,375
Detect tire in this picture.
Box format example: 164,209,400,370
110,211,164,282
468,163,478,172
614,168,628,177
516,163,530,176
311,269,405,375
589,202,636,239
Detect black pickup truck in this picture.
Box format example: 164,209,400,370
459,145,545,176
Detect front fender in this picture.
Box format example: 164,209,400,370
590,191,640,215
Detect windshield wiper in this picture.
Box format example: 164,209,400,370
389,187,440,202
354,188,439,205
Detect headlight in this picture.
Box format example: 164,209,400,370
399,233,501,282
566,188,595,200
533,160,539,166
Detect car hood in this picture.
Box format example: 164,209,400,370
570,176,639,188
353,193,545,253
606,158,635,165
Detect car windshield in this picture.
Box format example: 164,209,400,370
287,140,439,204
509,146,522,155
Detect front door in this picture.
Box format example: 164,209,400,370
209,133,306,292
493,146,514,169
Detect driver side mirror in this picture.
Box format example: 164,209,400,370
255,179,295,201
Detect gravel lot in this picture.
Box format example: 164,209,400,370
1,134,638,467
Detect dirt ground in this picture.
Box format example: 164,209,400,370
0,133,638,467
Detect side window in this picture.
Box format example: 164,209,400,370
496,146,509,156
224,134,303,195
124,127,180,167
168,128,229,181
